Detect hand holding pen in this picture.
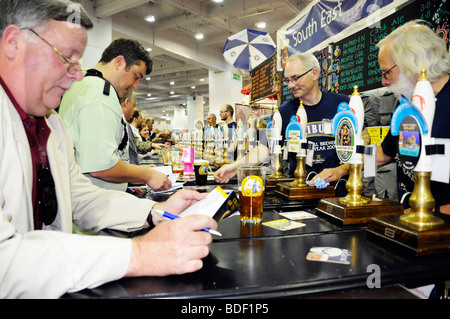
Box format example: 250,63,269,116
154,210,222,236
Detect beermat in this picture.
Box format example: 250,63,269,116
180,186,239,222
306,247,352,265
279,211,317,220
262,219,306,231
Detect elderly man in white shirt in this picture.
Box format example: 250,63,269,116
0,0,217,298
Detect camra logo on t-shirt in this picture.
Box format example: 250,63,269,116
314,154,326,165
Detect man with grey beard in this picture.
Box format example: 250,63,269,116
376,20,450,214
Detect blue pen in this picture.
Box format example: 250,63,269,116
154,210,222,236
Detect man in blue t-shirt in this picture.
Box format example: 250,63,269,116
215,53,350,196
219,104,238,160
376,20,450,214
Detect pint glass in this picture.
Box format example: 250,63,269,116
237,166,265,224
194,160,209,186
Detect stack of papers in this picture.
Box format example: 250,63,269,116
179,186,239,221
147,166,184,194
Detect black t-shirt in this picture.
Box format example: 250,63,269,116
279,92,350,175
278,92,350,196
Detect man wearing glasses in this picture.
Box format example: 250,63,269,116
376,20,450,214
215,53,350,196
0,0,217,298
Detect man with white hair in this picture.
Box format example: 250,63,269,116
376,20,450,214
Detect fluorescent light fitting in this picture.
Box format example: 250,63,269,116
255,21,266,29
195,33,204,40
145,15,155,22
213,0,223,3
170,81,175,85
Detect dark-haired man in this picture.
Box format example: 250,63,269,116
219,104,237,160
59,39,171,191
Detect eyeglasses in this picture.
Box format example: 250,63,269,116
284,68,313,85
23,28,81,75
37,164,58,226
380,64,397,80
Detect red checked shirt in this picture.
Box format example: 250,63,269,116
0,76,51,230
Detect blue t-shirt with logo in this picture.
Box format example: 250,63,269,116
279,91,350,180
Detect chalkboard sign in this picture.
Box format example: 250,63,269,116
279,73,294,105
250,53,278,102
333,0,449,95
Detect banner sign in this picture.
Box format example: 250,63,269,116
283,0,393,55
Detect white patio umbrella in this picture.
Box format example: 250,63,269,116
223,29,276,70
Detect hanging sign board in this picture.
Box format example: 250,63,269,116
250,53,278,102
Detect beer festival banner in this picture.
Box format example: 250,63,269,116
276,0,407,70
276,0,449,96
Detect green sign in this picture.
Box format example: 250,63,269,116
232,73,241,81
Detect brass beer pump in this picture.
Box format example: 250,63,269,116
268,107,285,179
288,100,308,187
367,69,450,255
339,86,370,206
401,171,443,230
399,69,444,230
275,100,334,199
315,86,403,224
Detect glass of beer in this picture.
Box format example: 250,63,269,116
171,150,184,176
194,159,209,187
237,166,265,224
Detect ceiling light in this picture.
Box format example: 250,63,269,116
195,33,204,40
145,15,155,22
212,0,223,3
170,91,174,94
200,78,205,82
146,77,151,81
146,47,152,52
191,86,196,89
170,81,175,85
147,93,152,97
255,21,266,29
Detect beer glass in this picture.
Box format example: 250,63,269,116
193,159,209,187
237,166,265,224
